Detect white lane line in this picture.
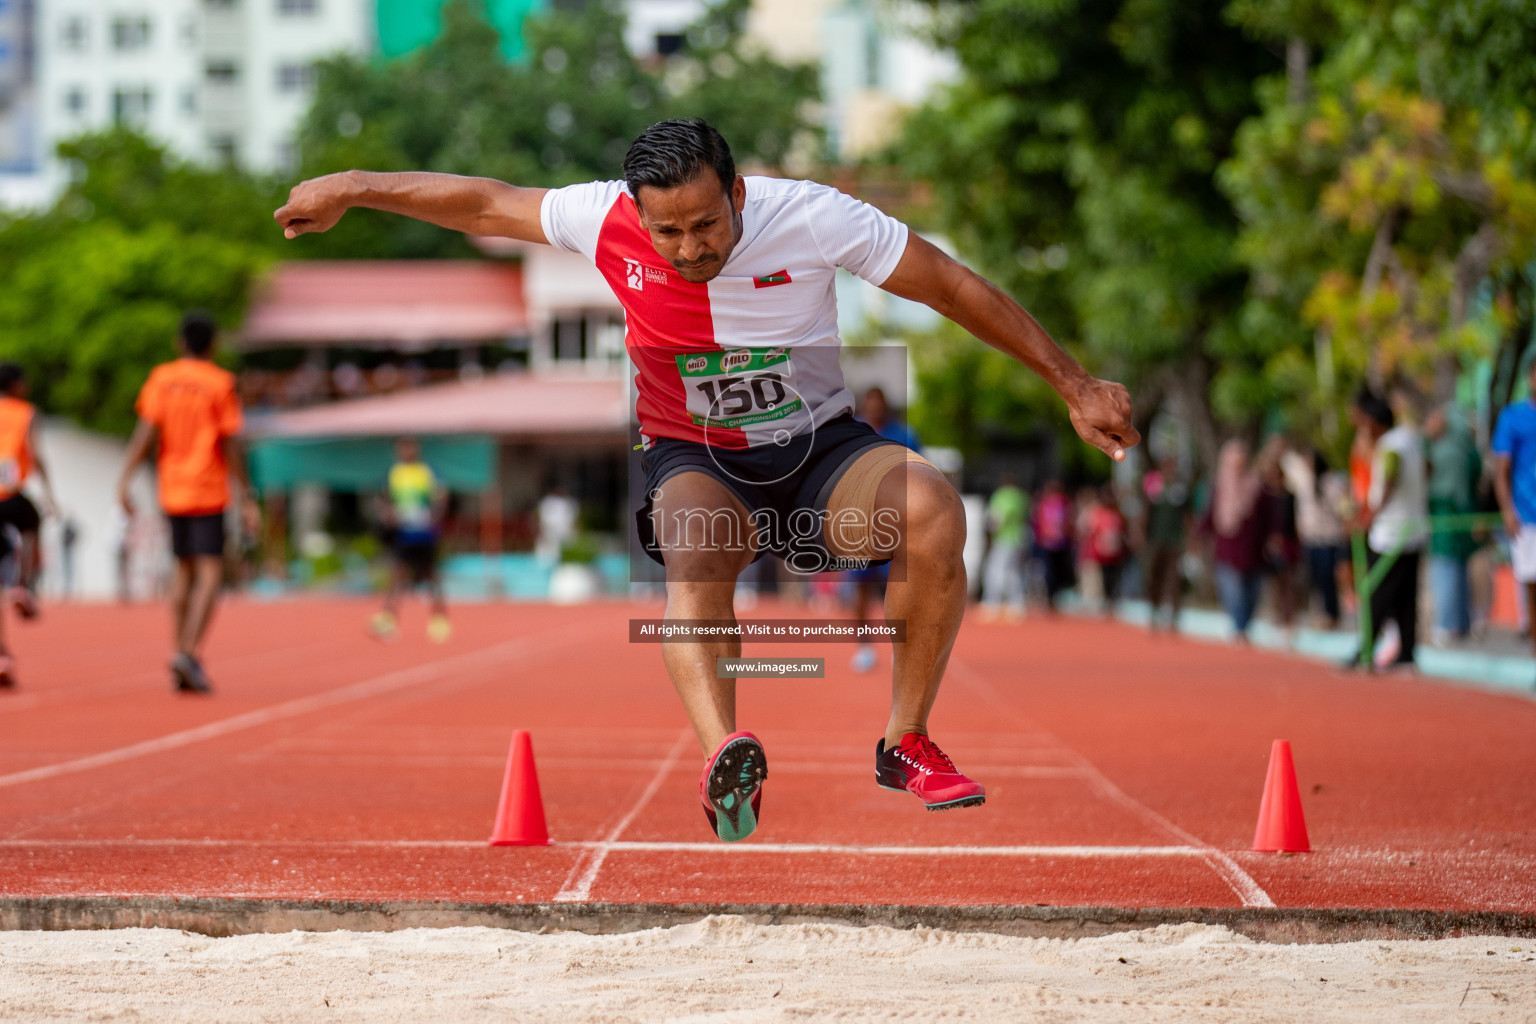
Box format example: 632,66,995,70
553,728,694,903
0,631,579,791
1060,749,1276,908
0,837,1203,857
948,660,1277,909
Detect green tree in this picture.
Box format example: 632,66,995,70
1221,0,1536,439
0,131,274,433
294,0,821,259
897,0,1277,463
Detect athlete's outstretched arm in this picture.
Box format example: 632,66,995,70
116,419,157,516
880,233,1139,462
275,171,549,243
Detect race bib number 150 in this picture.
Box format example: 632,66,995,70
676,349,803,429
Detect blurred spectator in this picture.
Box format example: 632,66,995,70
1424,405,1482,645
1084,485,1129,616
855,386,920,448
1281,446,1350,630
536,487,580,566
372,364,402,392
112,507,132,603
1349,390,1427,671
285,362,327,406
1075,486,1103,606
333,362,366,397
60,517,79,600
980,473,1028,621
1259,440,1301,636
1031,480,1075,613
1491,359,1536,664
1142,458,1191,632
1205,439,1269,643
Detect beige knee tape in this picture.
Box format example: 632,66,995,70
824,445,935,560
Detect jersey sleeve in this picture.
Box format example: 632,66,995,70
540,180,627,260
803,183,911,286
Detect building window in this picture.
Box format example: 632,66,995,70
553,317,588,362
209,134,238,165
864,25,881,89
180,15,198,46
181,86,198,115
204,0,239,9
63,87,88,116
60,16,88,51
205,59,239,84
275,61,315,93
111,16,151,52
112,87,153,126
276,0,318,13
654,33,684,57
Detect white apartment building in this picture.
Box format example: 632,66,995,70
631,0,956,161
0,0,371,207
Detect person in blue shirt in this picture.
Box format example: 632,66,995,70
1492,360,1536,665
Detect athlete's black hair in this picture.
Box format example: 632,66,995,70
622,119,735,203
180,309,218,356
0,362,24,395
1354,388,1394,431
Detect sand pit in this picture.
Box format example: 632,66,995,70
1,917,1532,1021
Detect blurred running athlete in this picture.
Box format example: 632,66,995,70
0,363,59,687
371,437,451,644
275,118,1138,842
117,312,258,695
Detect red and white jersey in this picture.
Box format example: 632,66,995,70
540,176,909,449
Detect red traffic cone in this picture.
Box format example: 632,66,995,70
489,729,549,846
1252,739,1310,853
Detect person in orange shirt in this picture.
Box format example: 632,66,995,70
116,312,258,694
0,363,60,687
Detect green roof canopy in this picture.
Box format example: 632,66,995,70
377,0,544,61
250,435,495,493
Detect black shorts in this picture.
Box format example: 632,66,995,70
393,537,440,583
169,512,226,559
0,493,40,534
635,413,901,574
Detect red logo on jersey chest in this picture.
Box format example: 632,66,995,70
753,269,793,288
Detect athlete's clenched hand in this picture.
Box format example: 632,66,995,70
1065,377,1140,463
275,172,354,239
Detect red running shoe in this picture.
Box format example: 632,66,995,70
699,731,767,842
876,733,986,810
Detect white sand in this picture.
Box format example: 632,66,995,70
0,918,1531,1022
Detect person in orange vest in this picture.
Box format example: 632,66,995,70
115,312,258,694
0,363,60,687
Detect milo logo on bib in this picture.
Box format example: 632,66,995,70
676,348,802,430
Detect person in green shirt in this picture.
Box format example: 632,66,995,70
1142,457,1191,632
1424,405,1482,644
371,437,451,644
981,474,1029,620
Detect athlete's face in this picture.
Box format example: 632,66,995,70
635,173,746,283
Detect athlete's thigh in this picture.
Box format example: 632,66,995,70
822,447,947,560
649,470,759,575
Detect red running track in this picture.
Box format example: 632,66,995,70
0,597,1533,911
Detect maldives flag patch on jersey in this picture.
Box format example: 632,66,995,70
753,270,793,288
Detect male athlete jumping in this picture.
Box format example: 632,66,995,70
276,119,1138,842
